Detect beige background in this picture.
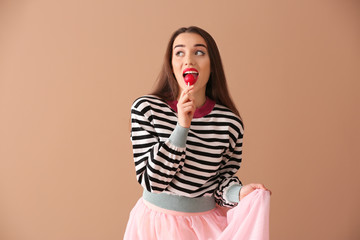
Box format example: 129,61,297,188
1,0,359,239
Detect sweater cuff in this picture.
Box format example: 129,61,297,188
226,184,242,203
168,123,189,148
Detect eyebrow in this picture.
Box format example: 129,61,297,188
173,44,207,49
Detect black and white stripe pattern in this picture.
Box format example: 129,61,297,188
130,95,244,207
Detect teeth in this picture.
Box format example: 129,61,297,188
184,71,198,74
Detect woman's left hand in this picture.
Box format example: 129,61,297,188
239,183,272,200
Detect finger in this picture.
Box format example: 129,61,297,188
186,86,195,96
186,85,194,91
249,183,265,190
179,90,187,100
181,104,196,114
179,87,194,102
179,88,188,100
180,100,196,107
182,108,195,116
180,85,194,96
178,93,190,104
255,184,272,194
179,86,194,101
188,93,195,102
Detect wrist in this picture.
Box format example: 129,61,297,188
178,119,191,128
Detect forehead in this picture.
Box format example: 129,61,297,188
173,33,207,48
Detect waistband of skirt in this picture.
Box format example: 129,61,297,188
142,189,216,213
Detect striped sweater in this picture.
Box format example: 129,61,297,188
130,95,244,207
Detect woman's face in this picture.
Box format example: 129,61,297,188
171,33,211,96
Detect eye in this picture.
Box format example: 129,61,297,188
195,50,205,56
175,51,184,57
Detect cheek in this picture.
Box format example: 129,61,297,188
206,59,211,71
200,58,211,71
172,61,180,71
173,65,183,77
171,62,181,81
203,61,211,76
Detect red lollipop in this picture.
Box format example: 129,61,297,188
184,74,197,86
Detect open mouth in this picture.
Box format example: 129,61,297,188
183,68,199,86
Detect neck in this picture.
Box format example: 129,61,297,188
193,92,207,108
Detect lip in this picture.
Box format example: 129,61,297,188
182,68,199,86
182,68,199,75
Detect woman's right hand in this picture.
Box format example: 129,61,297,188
240,183,272,200
177,86,196,128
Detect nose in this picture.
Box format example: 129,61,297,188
184,54,194,66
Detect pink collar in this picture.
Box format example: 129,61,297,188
167,98,215,118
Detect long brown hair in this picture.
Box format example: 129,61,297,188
150,26,241,119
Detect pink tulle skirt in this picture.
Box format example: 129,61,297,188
124,189,270,240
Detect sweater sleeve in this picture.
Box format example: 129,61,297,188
214,122,244,207
130,98,188,192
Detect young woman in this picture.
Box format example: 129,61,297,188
124,26,271,240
